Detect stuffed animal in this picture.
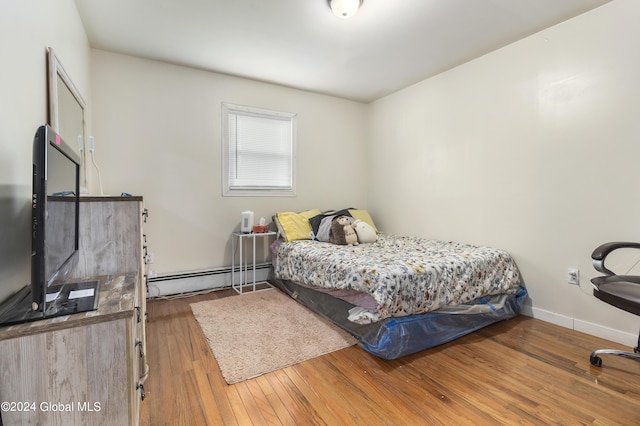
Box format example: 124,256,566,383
330,215,359,246
353,219,377,243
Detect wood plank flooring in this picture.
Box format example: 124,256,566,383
140,289,640,425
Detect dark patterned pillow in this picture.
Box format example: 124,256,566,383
315,216,336,242
309,208,353,240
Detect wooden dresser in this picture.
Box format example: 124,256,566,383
0,196,148,426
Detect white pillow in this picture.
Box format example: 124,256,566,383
354,220,377,243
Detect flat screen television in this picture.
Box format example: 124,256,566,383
0,125,99,326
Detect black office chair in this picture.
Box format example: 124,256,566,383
589,242,640,367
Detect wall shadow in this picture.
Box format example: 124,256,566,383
0,184,31,303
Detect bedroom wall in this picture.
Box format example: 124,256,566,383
0,0,90,303
368,0,640,344
89,50,368,277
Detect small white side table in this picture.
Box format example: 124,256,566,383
231,231,277,294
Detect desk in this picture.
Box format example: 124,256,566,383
231,231,276,294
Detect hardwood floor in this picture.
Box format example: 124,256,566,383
140,289,640,425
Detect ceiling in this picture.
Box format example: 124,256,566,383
73,0,612,103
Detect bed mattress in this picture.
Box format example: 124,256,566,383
273,235,523,324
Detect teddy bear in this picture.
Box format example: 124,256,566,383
330,215,359,246
353,219,377,243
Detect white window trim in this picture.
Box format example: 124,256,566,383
221,103,297,197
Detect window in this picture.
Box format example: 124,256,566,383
222,103,296,197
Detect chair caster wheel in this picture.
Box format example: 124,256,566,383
590,354,602,367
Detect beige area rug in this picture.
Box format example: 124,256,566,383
190,289,358,384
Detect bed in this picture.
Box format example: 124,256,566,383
268,209,527,359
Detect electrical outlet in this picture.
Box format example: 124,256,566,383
567,268,580,285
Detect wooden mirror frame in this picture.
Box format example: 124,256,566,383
47,47,88,192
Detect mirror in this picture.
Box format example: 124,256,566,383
48,47,87,192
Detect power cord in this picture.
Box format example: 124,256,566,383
625,258,640,275
89,136,104,196
147,286,221,301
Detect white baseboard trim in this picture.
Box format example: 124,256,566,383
146,264,271,298
522,306,637,347
148,273,637,348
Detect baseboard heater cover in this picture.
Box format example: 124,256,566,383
147,264,271,298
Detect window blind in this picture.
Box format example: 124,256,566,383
222,103,296,196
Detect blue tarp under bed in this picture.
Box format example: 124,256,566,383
269,275,527,359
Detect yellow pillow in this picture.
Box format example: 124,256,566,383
276,209,321,242
299,208,322,219
348,209,379,233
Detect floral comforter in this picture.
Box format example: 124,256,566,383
273,234,522,323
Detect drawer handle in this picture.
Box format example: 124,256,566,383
137,383,145,401
135,340,144,358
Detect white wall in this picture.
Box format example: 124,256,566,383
368,0,640,341
89,50,368,276
0,0,90,302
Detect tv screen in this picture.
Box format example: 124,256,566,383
31,124,81,312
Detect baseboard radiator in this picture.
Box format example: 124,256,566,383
147,263,272,298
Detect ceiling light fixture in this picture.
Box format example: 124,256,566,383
328,0,362,19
